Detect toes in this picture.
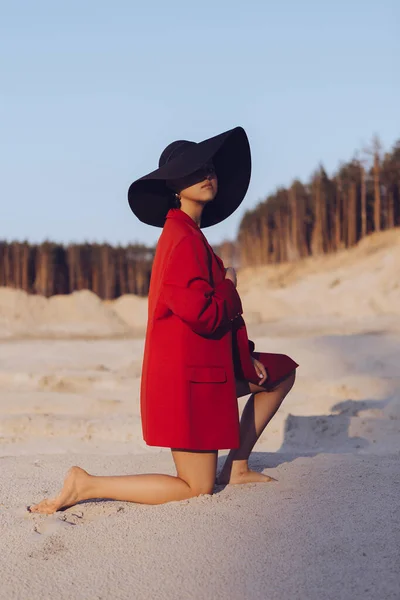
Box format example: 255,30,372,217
27,499,57,514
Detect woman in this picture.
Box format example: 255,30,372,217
29,126,298,514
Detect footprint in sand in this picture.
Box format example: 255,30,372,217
28,535,67,560
32,515,76,536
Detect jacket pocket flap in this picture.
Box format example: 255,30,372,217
186,366,227,383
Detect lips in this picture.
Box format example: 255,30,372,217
202,183,213,189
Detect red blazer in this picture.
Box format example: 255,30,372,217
140,208,260,450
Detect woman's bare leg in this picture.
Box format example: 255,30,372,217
217,371,296,485
28,449,218,515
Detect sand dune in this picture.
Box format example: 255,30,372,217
0,289,134,339
238,228,400,323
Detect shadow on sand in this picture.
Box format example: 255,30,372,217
216,396,396,482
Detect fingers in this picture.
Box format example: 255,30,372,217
255,360,267,385
254,363,263,379
261,365,268,384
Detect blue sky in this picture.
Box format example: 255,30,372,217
1,0,399,247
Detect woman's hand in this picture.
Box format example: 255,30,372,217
251,357,268,385
224,267,237,288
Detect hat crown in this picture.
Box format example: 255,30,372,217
158,140,197,168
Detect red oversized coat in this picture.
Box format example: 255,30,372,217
140,208,298,450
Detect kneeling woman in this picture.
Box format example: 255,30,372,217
29,127,298,514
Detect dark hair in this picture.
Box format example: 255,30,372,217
168,193,181,209
166,182,181,209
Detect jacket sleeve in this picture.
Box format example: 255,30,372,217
161,234,243,336
248,339,255,354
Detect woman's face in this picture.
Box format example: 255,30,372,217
171,162,218,204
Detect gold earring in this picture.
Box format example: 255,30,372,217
175,193,180,200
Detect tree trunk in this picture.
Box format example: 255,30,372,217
387,188,395,229
311,179,324,255
335,180,342,250
289,187,300,260
348,181,358,247
360,166,367,238
373,152,381,232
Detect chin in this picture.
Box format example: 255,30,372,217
193,188,217,204
204,190,217,202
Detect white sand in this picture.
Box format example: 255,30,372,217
0,229,399,599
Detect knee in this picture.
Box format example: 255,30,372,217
268,369,296,395
287,369,296,389
282,369,296,395
186,482,214,498
188,483,215,498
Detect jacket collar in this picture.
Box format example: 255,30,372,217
165,208,201,231
166,208,222,265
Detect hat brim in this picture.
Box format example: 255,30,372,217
127,126,251,228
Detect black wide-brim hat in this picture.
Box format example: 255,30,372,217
127,126,251,228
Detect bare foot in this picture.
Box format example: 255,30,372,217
28,466,91,515
216,468,277,486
